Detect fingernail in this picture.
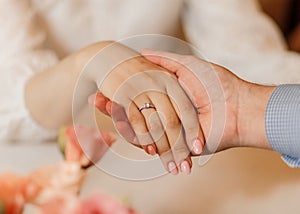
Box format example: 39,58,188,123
168,162,178,175
147,145,156,155
106,101,112,115
180,161,191,175
88,94,97,105
192,138,202,155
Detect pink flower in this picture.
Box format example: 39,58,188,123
77,194,137,214
37,193,137,214
57,126,116,168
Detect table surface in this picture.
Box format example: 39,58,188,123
1,139,300,214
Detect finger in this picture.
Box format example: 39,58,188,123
142,51,207,152
90,93,140,147
149,92,192,174
156,135,179,175
109,102,137,144
109,102,152,151
135,100,178,173
127,100,158,155
88,93,111,116
141,49,188,75
143,50,211,108
90,93,158,154
166,77,205,155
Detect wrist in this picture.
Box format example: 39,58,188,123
236,81,276,149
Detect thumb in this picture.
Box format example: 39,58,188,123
88,93,112,116
142,49,203,107
141,49,188,76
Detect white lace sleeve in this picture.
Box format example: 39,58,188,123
183,0,300,84
0,0,59,141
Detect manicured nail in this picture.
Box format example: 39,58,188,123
180,161,191,175
147,145,156,155
168,162,178,175
105,101,112,115
88,94,97,105
192,138,202,155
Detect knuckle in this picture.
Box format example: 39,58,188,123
166,114,181,129
137,134,153,146
149,119,163,133
159,147,173,159
180,103,194,115
184,125,199,137
174,145,189,154
149,119,165,142
128,113,142,126
180,106,198,122
173,145,189,157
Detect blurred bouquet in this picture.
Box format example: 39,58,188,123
0,126,137,214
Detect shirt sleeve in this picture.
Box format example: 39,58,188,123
266,85,300,168
0,0,59,141
183,0,300,167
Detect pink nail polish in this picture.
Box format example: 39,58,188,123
88,94,97,105
192,139,202,155
181,161,191,175
147,145,156,155
168,162,178,175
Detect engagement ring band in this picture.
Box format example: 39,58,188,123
138,103,156,112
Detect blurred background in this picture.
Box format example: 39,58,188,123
1,0,300,213
259,0,300,52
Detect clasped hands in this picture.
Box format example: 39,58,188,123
25,40,273,177
81,41,243,175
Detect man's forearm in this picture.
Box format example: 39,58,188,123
237,82,276,150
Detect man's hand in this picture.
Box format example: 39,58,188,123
141,49,275,153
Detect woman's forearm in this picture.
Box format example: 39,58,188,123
24,41,113,129
25,60,78,129
25,41,198,173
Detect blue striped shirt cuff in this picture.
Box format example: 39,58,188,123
265,85,300,168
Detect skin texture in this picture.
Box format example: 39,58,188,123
93,50,276,169
141,50,275,152
25,41,114,129
25,41,201,174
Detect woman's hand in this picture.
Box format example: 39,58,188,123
140,49,275,153
25,41,202,175
85,43,205,175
